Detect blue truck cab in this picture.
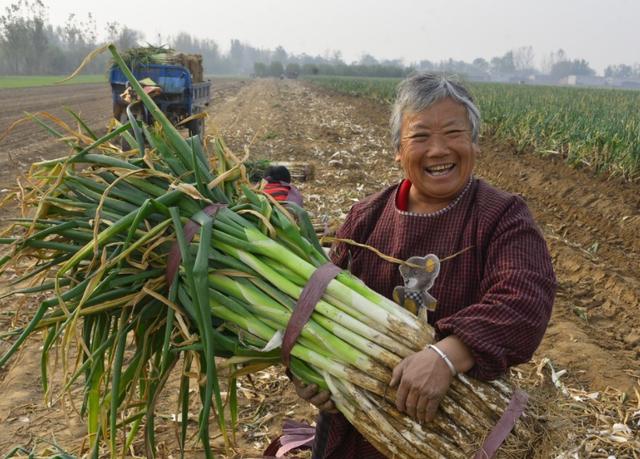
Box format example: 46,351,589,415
109,63,211,138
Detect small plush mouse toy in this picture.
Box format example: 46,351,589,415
392,254,441,321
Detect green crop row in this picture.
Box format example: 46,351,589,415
307,76,640,180
0,74,106,89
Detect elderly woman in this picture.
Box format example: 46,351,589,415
293,73,556,458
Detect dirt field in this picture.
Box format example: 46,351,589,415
1,79,639,457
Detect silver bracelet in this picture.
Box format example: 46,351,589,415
427,344,458,376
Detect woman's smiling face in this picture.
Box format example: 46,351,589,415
396,97,479,212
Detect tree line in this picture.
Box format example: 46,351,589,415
0,1,394,77
2,1,639,81
253,61,410,78
0,0,141,74
0,1,413,78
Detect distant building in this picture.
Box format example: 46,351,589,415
559,75,606,87
489,71,538,85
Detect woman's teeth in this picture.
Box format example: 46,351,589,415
425,163,455,176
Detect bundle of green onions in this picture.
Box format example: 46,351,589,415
114,45,176,69
0,45,534,458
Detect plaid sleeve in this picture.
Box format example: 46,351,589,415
435,197,556,380
328,186,395,272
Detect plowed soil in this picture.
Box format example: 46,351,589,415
1,79,638,457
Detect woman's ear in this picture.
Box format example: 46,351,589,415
394,148,402,163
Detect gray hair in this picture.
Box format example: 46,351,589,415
390,73,481,151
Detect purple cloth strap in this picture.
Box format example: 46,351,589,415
165,204,226,285
473,389,529,459
282,263,342,368
276,419,316,456
263,419,315,457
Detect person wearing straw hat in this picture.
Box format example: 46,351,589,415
293,72,556,458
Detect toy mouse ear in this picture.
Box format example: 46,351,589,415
404,254,440,274
423,254,440,276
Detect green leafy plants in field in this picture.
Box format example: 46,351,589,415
0,75,106,89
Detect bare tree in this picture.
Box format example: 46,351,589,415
57,12,100,71
542,49,567,74
273,45,287,64
513,46,535,72
106,21,143,51
0,0,48,74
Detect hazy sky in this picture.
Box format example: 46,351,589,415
10,0,640,74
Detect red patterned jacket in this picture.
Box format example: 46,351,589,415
315,177,555,458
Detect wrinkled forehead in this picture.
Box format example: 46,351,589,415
402,98,471,131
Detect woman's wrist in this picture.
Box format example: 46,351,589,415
431,335,475,374
427,344,458,376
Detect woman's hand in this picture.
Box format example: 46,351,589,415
292,377,338,413
390,335,475,424
389,348,453,424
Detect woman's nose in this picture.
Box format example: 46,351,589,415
425,134,449,156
